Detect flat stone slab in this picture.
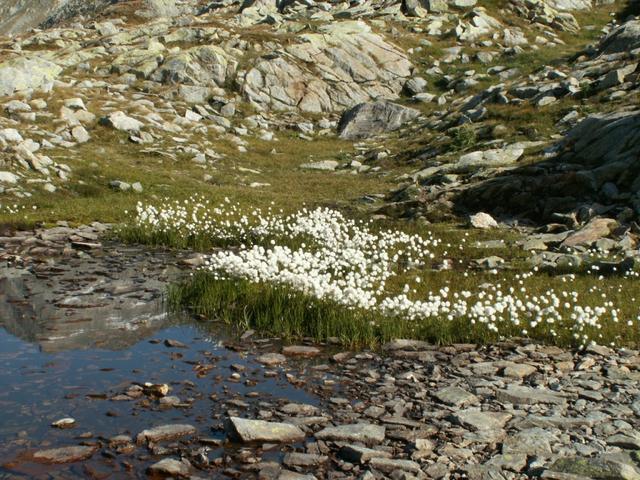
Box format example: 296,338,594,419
136,424,196,445
315,423,385,445
502,428,554,457
369,457,422,474
496,386,567,406
282,345,321,357
433,386,480,407
226,417,305,443
451,410,512,431
33,446,98,464
339,444,393,464
283,452,329,467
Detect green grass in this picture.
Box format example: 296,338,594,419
0,126,389,228
167,272,500,348
169,266,640,349
152,210,640,350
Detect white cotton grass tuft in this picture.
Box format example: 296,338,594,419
131,196,636,348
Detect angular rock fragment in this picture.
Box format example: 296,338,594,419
315,423,385,445
226,417,305,443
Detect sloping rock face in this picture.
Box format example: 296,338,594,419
598,20,640,54
0,0,117,36
458,110,640,221
0,57,62,96
558,110,640,168
240,21,412,113
0,0,67,36
95,19,412,114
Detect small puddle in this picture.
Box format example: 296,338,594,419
0,244,338,477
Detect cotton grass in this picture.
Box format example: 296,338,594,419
128,197,640,348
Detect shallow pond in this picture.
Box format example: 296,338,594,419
0,246,334,478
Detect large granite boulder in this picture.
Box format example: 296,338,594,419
240,21,412,113
150,46,236,87
0,57,62,96
136,0,181,18
338,101,420,139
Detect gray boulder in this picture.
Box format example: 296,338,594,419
338,101,420,140
241,21,412,114
100,111,144,133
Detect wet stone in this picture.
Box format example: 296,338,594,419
280,403,320,416
147,458,191,477
51,417,76,429
282,345,321,357
136,424,197,445
256,353,287,366
33,445,98,464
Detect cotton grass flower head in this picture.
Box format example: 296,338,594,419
132,197,636,349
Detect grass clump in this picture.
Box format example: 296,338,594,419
450,124,478,151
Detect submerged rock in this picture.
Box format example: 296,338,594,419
33,445,98,464
256,352,287,365
147,458,191,477
282,345,321,357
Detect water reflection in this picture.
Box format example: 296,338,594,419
0,252,326,475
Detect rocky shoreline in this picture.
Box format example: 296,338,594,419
1,228,640,479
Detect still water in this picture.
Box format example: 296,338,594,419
0,247,331,478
